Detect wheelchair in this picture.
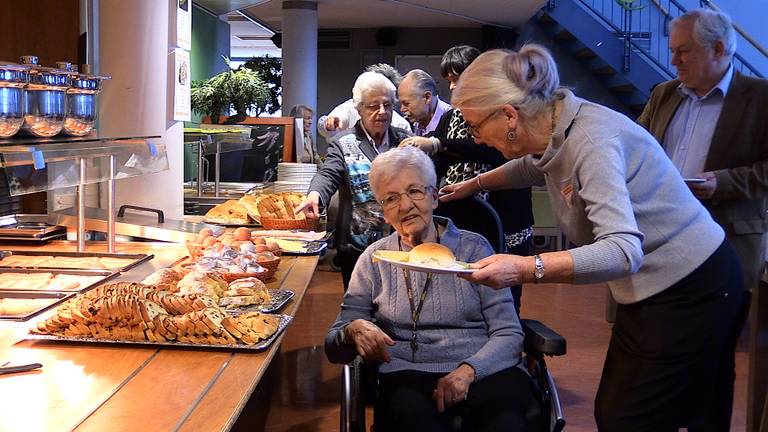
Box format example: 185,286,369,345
338,195,567,431
339,318,567,432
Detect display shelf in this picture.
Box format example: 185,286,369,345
0,134,167,253
0,135,165,196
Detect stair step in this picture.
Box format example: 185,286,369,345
554,29,576,41
537,12,556,24
611,83,636,93
592,65,616,76
573,47,596,59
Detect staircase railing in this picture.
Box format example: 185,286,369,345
557,0,764,78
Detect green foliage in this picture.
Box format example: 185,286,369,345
243,55,282,116
190,57,270,124
615,0,645,11
191,79,227,124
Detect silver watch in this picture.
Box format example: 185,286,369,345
533,254,545,283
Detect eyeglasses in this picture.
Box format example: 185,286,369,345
467,110,500,137
363,102,394,113
379,184,432,210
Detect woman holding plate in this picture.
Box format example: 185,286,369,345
440,45,746,431
325,146,535,431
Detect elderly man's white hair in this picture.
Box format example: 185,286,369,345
369,146,437,198
671,8,736,57
352,71,397,110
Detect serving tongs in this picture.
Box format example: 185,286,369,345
0,362,42,375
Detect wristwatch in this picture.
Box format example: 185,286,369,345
533,254,545,283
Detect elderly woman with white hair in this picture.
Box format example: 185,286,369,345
325,145,534,431
440,44,746,431
296,72,412,290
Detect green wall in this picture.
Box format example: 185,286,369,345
190,4,230,124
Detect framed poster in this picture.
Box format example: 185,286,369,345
174,49,191,121
176,0,191,50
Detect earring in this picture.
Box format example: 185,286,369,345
507,129,517,142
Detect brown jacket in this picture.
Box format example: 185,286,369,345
638,71,768,234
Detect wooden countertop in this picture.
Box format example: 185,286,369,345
0,241,319,432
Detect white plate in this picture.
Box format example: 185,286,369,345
372,250,475,275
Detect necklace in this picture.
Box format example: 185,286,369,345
399,221,440,361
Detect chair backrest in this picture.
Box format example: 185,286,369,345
435,195,506,253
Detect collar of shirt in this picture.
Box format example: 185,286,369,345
677,63,734,101
361,124,390,154
414,97,451,136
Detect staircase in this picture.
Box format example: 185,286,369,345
536,0,765,115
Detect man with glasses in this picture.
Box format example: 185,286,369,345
398,69,451,136
297,71,412,290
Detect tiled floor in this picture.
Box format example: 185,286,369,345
253,269,748,432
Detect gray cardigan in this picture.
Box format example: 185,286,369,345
324,217,524,380
504,89,724,304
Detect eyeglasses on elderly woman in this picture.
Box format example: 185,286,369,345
363,101,394,113
379,184,434,210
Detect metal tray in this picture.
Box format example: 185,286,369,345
202,218,261,228
26,314,293,351
0,268,119,293
0,214,65,238
0,291,74,321
0,251,154,272
224,289,295,315
0,232,67,242
283,241,327,256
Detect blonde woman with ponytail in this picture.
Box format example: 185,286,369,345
441,44,746,431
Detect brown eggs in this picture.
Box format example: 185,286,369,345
252,237,266,245
254,244,270,253
233,227,251,241
266,242,280,252
202,236,218,248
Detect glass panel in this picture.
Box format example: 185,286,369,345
0,137,167,196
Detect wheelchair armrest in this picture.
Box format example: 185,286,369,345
521,319,566,356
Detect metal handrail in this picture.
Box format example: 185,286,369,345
701,0,768,59
570,0,763,78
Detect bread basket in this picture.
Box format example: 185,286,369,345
177,263,276,283
259,217,320,231
219,268,276,283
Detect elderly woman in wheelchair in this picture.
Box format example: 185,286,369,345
325,146,536,432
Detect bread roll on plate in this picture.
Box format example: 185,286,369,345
408,243,456,266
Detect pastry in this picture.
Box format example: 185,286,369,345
142,268,182,292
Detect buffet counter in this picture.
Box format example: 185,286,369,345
0,241,319,432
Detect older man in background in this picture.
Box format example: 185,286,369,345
639,9,768,294
398,69,451,136
638,9,768,430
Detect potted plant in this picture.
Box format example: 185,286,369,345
191,57,270,124
243,55,282,116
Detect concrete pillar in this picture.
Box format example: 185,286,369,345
97,0,184,219
281,0,318,142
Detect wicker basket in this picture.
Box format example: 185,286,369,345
187,242,282,260
177,263,276,283
255,257,281,272
260,217,319,231
220,268,276,283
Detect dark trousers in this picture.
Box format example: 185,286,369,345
594,240,748,431
374,367,536,432
337,248,363,291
